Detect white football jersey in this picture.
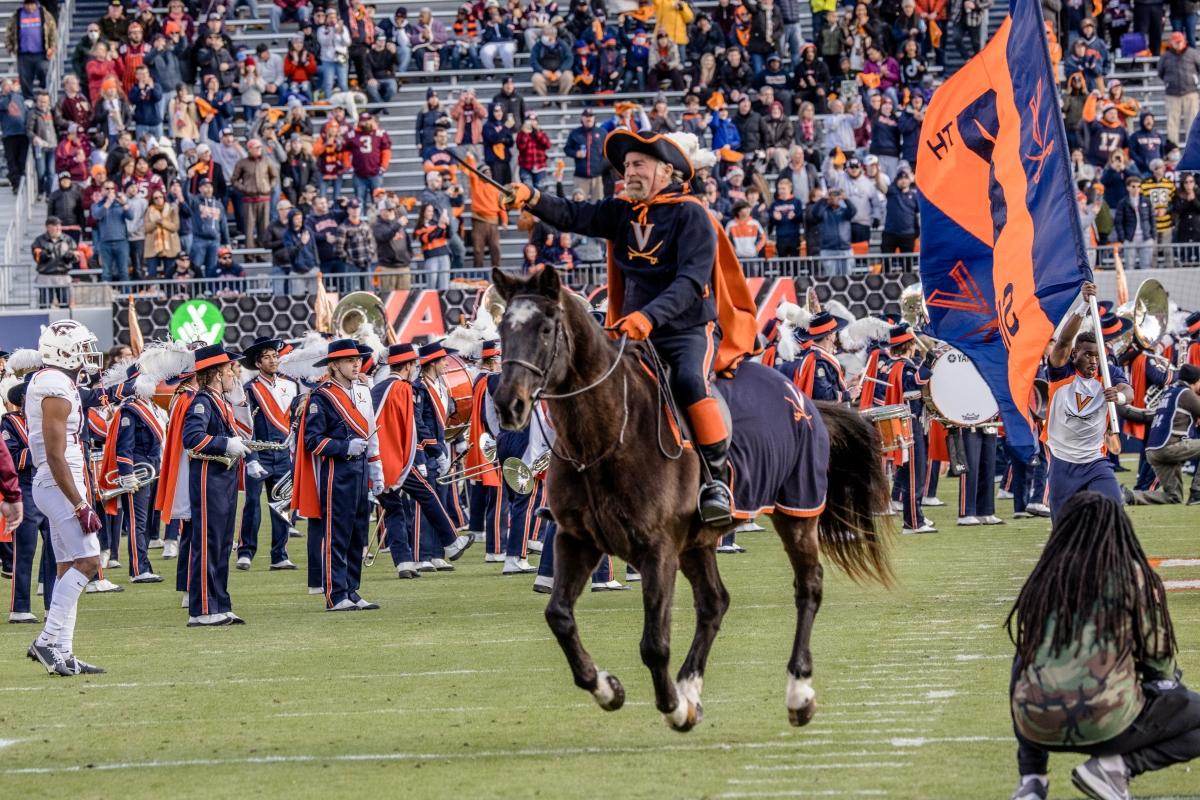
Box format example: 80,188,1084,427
26,368,87,493
1046,368,1108,464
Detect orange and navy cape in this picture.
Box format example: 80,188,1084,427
605,192,758,375
154,388,195,523
792,349,844,398
1122,353,1149,438
857,348,884,411
464,374,499,487
292,383,372,520
373,378,417,487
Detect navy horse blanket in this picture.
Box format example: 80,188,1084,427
716,361,829,521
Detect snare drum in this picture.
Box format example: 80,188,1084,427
925,348,999,426
440,354,476,440
863,404,914,463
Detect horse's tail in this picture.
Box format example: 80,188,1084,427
813,401,895,588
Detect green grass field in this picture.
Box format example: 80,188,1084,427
1,469,1198,800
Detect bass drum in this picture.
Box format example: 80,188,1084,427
441,354,476,440
925,348,999,426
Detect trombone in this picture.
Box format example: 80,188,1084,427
501,451,551,495
436,436,498,484
97,462,158,501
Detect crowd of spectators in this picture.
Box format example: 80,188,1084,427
1,0,1199,306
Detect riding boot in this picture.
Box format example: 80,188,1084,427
697,439,733,525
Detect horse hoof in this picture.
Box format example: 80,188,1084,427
592,670,625,712
786,675,817,727
665,698,703,732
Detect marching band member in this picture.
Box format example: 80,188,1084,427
883,323,935,534
503,129,760,526
1116,322,1173,493
414,341,466,570
156,364,197,607
493,397,547,576
759,319,780,369
464,340,508,563
26,320,107,676
293,339,385,611
955,423,1002,526
4,379,51,624
237,336,299,572
81,403,123,593
1043,283,1133,518
777,310,849,402
181,343,249,627
371,343,472,580
100,364,165,583
1126,364,1200,506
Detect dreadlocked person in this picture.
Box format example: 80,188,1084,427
502,130,758,525
1006,492,1200,800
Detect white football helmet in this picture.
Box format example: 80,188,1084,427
38,320,103,374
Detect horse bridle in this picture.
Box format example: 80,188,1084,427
500,294,631,472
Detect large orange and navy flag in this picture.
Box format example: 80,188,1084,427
916,0,1090,461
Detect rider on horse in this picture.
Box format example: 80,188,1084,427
503,130,758,525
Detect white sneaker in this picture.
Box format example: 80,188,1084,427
736,521,766,532
592,580,630,592
431,558,456,571
526,540,544,554
187,614,231,627
36,582,43,596
8,611,37,623
502,556,537,574
148,538,165,550
443,534,474,561
716,544,738,553
901,523,938,534
396,561,419,579
235,557,252,571
890,499,903,512
181,595,188,608
354,597,380,610
107,558,121,569
980,515,1005,525
92,578,124,593
326,599,359,612
484,552,506,562
131,572,163,583
625,568,640,582
269,559,298,571
957,516,981,526
162,540,179,559
1013,511,1033,519
921,496,946,507
996,489,1014,499
533,575,554,594
467,530,485,543
1026,503,1051,517
307,586,325,595
416,560,437,572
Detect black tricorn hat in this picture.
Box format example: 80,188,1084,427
604,129,696,183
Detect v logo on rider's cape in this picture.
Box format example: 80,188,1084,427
631,222,655,251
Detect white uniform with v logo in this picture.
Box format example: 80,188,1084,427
1046,369,1108,464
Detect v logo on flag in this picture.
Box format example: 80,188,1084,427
631,222,655,251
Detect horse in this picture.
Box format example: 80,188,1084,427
489,265,894,732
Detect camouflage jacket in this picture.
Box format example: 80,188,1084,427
1011,601,1177,747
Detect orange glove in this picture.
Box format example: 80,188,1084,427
503,183,536,209
615,311,653,341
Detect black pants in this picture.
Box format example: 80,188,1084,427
17,53,48,98
881,232,916,253
3,134,28,194
1014,662,1200,777
1135,2,1165,55
649,325,719,410
850,221,872,244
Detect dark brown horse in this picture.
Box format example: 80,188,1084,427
490,266,893,731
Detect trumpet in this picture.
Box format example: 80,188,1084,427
435,436,498,484
187,449,239,468
501,451,551,495
98,462,159,501
267,474,293,523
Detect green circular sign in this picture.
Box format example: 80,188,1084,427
169,299,226,345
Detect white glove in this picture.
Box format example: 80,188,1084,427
246,460,268,480
347,437,368,457
119,473,140,490
225,437,250,460
417,463,427,477
480,432,495,453
454,438,469,456
369,461,385,495
437,453,450,474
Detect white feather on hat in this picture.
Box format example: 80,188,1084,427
355,322,388,362
279,332,331,382
840,317,892,352
134,341,195,396
7,348,43,376
824,299,855,323
663,132,717,172
774,301,811,363
0,375,20,405
101,361,131,390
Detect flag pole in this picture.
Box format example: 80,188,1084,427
1088,294,1121,442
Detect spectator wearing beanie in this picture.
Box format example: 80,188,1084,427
882,168,920,255
565,109,605,199
517,111,551,188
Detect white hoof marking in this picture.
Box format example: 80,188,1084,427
592,671,614,706
665,699,690,728
786,675,815,711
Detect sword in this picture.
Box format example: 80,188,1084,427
446,149,509,194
